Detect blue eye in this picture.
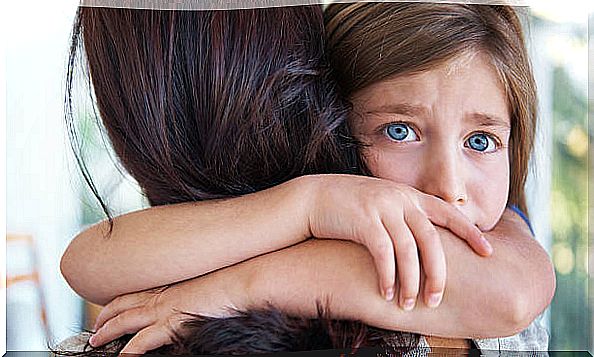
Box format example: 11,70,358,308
466,133,497,152
385,123,418,142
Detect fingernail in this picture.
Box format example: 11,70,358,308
89,334,97,347
402,298,415,311
385,287,395,301
428,293,442,308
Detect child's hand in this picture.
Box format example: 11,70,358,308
89,272,247,354
304,174,491,310
88,286,176,354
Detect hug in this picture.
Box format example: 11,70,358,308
58,2,555,355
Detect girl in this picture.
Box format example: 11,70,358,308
60,2,554,354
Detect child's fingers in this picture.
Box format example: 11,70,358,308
118,325,173,356
89,307,155,347
383,216,420,311
404,209,446,308
421,195,491,256
364,221,397,301
94,293,148,331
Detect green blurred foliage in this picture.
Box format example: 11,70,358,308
549,65,589,350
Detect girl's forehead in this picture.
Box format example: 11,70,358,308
350,52,510,124
442,50,481,77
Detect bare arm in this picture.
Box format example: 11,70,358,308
61,178,311,305
243,213,554,338
61,174,486,306
90,208,554,352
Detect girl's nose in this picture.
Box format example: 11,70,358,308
419,149,467,206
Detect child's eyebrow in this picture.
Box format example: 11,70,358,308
468,112,511,130
363,105,511,130
364,103,428,117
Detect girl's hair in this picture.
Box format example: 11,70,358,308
66,5,359,212
325,3,537,215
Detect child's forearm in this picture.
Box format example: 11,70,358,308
62,173,485,307
88,208,554,344
61,178,313,305
243,213,554,338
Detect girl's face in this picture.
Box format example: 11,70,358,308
351,53,510,230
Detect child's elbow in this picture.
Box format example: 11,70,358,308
60,243,88,299
501,296,538,336
60,244,76,288
502,260,556,336
60,239,107,305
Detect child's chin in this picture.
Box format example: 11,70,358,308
457,207,486,231
477,222,496,232
473,205,507,232
475,215,500,232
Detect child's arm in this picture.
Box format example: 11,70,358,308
248,222,554,338
61,174,487,306
61,176,313,305
245,210,555,338
88,209,555,354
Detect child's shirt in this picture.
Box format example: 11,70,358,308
474,316,549,353
380,316,549,356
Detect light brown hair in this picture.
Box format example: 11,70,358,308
325,3,537,214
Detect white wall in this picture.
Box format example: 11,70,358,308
2,5,8,355
6,0,83,350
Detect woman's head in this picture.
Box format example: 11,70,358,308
55,305,418,356
67,5,357,207
325,3,537,227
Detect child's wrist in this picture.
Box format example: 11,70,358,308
286,175,321,240
197,262,256,316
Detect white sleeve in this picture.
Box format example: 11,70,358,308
474,314,550,354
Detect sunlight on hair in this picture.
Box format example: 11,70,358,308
443,50,479,77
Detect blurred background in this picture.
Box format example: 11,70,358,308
4,0,592,352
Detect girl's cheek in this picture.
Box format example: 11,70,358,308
467,153,509,230
362,146,422,185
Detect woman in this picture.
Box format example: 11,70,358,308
60,2,554,354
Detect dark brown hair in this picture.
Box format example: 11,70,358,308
55,305,418,355
325,3,537,214
66,5,359,214
63,5,415,355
